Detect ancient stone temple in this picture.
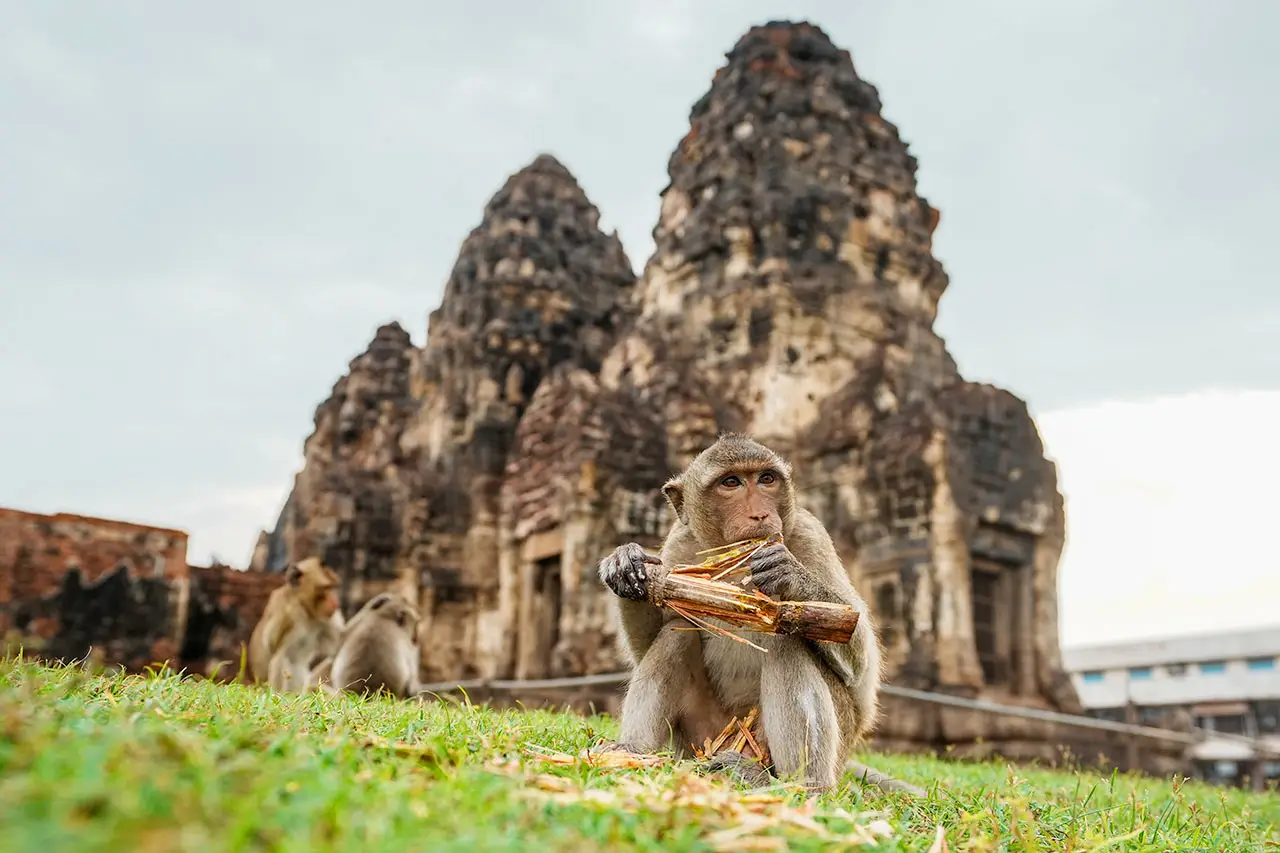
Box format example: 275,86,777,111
251,153,643,682
584,20,1085,760
0,20,1191,773
241,20,1184,770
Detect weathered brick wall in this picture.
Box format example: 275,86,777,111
0,508,284,679
0,509,190,669
182,563,284,679
0,508,189,598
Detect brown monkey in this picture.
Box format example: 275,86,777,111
325,592,421,699
247,557,346,692
597,434,886,793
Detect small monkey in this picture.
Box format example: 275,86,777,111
325,592,421,699
247,557,346,693
598,434,888,793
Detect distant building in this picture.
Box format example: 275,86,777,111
1063,626,1280,788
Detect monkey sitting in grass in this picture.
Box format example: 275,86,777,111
598,434,922,797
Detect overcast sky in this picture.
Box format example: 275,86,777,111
2,1,1277,648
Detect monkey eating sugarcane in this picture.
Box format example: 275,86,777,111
596,434,924,797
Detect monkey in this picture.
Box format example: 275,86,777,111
247,557,346,693
309,656,335,686
324,592,422,699
596,433,899,794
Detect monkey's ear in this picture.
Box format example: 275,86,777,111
284,564,302,586
662,477,686,523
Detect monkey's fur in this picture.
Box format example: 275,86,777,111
324,592,422,699
599,434,918,795
247,557,346,693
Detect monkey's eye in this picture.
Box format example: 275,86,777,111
719,475,742,489
758,471,777,485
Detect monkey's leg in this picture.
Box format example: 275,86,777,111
612,623,726,756
759,637,842,792
266,653,288,692
283,661,306,693
310,656,334,687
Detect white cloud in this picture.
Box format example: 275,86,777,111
1039,389,1280,648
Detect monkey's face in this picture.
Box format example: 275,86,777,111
287,559,343,619
295,570,340,619
370,595,420,641
710,467,785,543
314,584,340,618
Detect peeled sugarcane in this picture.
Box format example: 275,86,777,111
645,534,861,651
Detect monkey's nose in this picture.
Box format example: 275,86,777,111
748,513,769,522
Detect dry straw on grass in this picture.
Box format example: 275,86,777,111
646,534,861,652
691,706,770,765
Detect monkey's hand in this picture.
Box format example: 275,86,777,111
748,542,805,600
598,542,664,602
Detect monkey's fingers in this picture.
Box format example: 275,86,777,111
601,552,650,601
750,545,797,573
701,750,774,789
749,566,789,599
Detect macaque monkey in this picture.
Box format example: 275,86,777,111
597,434,889,794
325,592,422,699
247,557,346,692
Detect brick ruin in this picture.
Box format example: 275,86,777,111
0,508,282,678
0,20,1188,774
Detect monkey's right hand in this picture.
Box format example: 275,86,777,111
598,543,664,602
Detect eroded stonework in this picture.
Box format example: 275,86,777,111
252,154,642,683
598,21,1074,718
239,20,1174,767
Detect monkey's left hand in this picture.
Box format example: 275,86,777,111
748,542,805,600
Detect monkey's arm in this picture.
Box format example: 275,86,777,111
602,528,696,664
752,513,877,690
614,599,666,664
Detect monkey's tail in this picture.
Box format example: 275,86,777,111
844,760,927,798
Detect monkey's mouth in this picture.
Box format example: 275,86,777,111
731,521,781,540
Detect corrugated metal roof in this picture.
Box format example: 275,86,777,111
1062,624,1280,671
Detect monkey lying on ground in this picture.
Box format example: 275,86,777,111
247,557,346,692
597,434,922,797
322,592,422,699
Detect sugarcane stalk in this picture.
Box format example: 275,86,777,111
644,535,861,646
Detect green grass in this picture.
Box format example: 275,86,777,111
0,657,1275,852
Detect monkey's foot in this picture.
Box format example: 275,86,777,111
700,750,774,789
846,760,927,798
586,740,645,756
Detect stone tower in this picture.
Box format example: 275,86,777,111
252,153,640,681
256,321,420,610
590,20,1083,756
